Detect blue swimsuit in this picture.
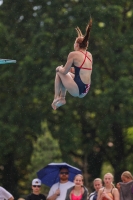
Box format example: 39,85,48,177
73,51,92,95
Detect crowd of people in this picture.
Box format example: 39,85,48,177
1,168,133,200
26,169,132,200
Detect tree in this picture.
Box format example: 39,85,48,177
22,0,133,186
24,123,62,197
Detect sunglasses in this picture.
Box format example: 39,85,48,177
33,185,41,188
60,172,69,175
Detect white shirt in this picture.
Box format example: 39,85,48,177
0,187,13,200
47,181,74,200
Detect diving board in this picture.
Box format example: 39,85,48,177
0,59,16,64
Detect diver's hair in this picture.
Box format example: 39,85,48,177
75,17,92,49
121,171,133,180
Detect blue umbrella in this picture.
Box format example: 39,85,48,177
37,162,82,187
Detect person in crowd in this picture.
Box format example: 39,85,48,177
121,171,133,182
116,171,133,200
121,171,133,183
116,170,133,190
97,173,119,200
26,178,46,200
0,186,14,200
89,178,103,200
47,168,74,200
51,18,93,110
65,174,88,200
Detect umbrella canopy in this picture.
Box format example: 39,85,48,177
37,162,82,187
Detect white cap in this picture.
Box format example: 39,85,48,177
32,178,41,185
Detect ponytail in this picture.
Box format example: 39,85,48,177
75,17,92,49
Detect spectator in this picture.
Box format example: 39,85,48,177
89,178,103,200
65,174,88,200
47,168,74,200
0,186,14,200
26,178,46,200
97,173,119,200
121,171,133,183
116,171,133,200
116,171,133,190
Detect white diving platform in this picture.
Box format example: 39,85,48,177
0,59,16,64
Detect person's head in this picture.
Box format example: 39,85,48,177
121,171,133,183
59,167,69,183
93,178,103,192
103,173,114,187
74,18,92,51
74,174,83,187
32,178,41,195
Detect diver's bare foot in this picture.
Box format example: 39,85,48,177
54,99,66,109
51,102,56,110
51,98,61,110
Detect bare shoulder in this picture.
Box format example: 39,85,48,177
112,187,119,194
68,51,76,57
67,51,78,61
87,51,92,57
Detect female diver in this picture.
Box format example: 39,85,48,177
52,18,93,110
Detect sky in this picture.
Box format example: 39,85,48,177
0,0,3,6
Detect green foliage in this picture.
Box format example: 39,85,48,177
101,162,114,181
23,123,62,197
